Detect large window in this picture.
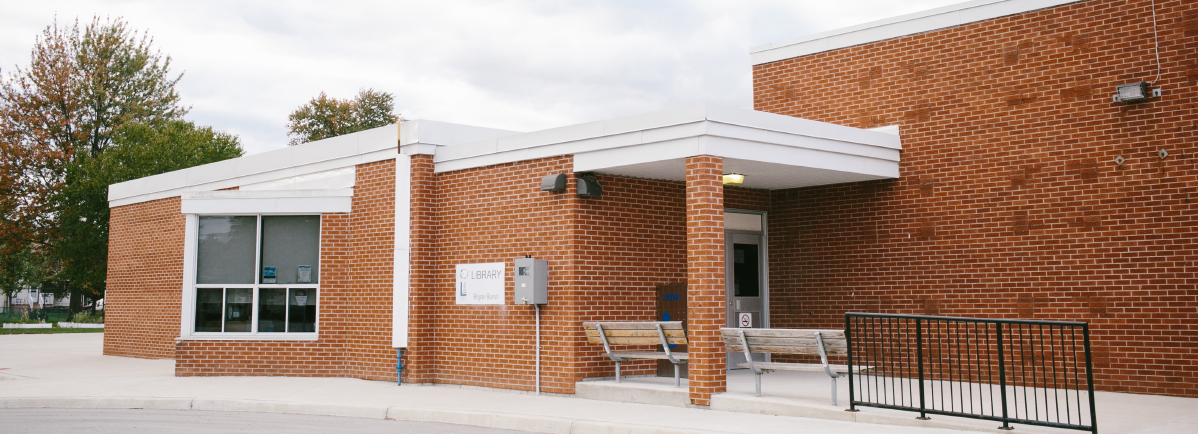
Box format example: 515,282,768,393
193,215,320,335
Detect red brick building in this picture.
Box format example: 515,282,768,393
105,0,1196,405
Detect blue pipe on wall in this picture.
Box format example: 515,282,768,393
396,348,404,385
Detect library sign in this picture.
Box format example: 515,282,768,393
455,262,505,305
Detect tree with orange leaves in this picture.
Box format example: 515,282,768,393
0,17,239,319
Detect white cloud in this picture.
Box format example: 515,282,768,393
0,0,964,155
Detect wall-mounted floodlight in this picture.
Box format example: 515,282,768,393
540,173,566,192
576,173,602,197
1112,82,1161,104
1158,149,1169,160
722,173,746,185
1114,156,1126,166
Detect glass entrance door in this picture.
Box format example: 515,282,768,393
726,223,767,369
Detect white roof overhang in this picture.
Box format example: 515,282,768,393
107,121,519,208
418,104,901,190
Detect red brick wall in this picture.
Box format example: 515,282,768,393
571,175,691,381
685,155,726,405
174,160,396,380
403,154,438,383
104,197,187,359
404,158,726,393
338,160,398,380
420,156,579,392
725,186,771,211
755,0,1197,397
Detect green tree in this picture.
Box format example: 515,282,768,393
54,120,243,305
0,247,50,310
0,17,240,319
286,88,399,146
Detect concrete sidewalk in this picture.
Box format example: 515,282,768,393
0,334,1193,434
0,334,971,434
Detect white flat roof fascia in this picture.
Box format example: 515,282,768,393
703,104,900,150
240,167,354,191
399,143,438,156
291,133,359,167
574,134,898,181
703,122,900,162
749,0,1083,66
108,123,401,207
399,119,521,147
431,103,899,175
436,103,897,175
433,124,710,174
700,135,900,179
110,150,398,208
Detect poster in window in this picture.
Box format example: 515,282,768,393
297,265,312,283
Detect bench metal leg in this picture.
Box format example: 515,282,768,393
615,361,621,383
674,364,680,387
755,372,762,397
831,377,837,406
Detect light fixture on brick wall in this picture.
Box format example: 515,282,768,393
1112,82,1161,104
1114,156,1126,166
575,173,602,197
540,173,566,192
722,173,745,185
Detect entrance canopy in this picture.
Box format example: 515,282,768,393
403,103,901,189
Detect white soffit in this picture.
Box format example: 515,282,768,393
749,0,1083,65
108,123,400,208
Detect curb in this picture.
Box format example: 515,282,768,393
0,397,734,434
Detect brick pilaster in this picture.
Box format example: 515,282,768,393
685,155,725,405
404,154,438,383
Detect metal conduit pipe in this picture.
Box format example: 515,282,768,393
396,348,404,385
535,303,541,395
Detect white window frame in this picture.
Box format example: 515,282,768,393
179,213,321,341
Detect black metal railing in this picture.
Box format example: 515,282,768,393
846,313,1097,433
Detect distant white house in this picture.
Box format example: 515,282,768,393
2,287,69,310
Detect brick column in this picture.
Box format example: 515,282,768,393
404,154,437,383
685,155,725,405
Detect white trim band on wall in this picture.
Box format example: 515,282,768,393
180,190,353,214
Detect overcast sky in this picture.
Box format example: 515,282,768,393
2,1,962,155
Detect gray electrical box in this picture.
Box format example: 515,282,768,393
513,257,548,305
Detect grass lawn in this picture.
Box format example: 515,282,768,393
0,328,103,335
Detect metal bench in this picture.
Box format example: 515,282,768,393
720,327,873,405
584,321,688,387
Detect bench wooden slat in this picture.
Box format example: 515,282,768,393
720,336,847,347
720,328,845,339
583,321,684,330
721,342,847,353
737,362,870,373
587,336,688,345
726,344,847,356
612,351,690,360
586,329,686,338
